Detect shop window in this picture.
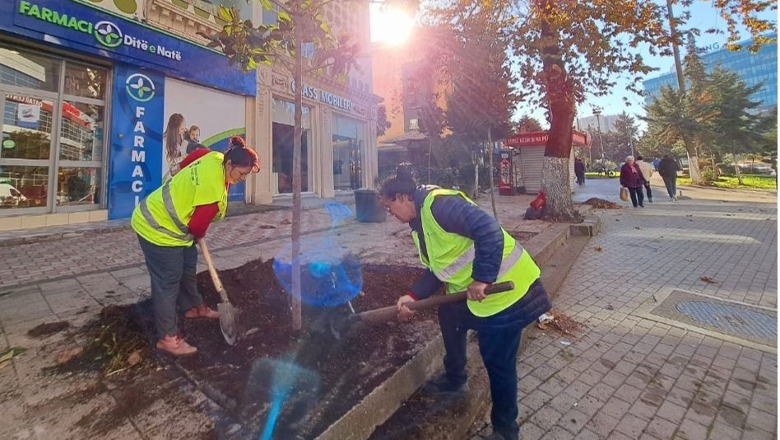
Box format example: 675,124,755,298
0,44,107,215
332,114,364,191
272,98,312,194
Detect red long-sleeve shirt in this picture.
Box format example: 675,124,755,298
179,148,225,239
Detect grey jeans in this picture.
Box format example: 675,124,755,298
137,234,203,338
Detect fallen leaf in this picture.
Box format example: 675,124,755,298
700,276,717,284
259,224,277,229
635,226,641,230
606,305,614,310
280,219,292,225
56,347,84,365
0,347,27,369
615,219,620,222
594,246,603,252
127,350,142,366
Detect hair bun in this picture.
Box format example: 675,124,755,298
229,136,247,149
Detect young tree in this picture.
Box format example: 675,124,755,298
202,4,360,330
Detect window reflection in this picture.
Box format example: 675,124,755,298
59,101,103,162
0,165,48,208
332,115,364,191
64,63,106,99
0,47,60,92
57,167,100,206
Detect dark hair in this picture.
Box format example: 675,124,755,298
223,136,260,172
636,155,644,161
163,113,185,162
381,165,416,201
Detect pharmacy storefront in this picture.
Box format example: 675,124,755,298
0,0,255,230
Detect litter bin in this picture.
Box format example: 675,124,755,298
354,189,386,222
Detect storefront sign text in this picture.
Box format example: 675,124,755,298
292,82,353,112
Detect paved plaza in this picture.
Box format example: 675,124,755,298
475,177,778,439
0,178,776,439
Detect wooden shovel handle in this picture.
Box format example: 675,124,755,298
357,281,515,324
197,238,229,303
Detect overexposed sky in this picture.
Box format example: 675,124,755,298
369,2,776,132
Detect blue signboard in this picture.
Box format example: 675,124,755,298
108,65,164,219
0,0,254,96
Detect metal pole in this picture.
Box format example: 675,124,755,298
594,111,605,162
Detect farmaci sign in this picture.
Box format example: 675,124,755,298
18,0,182,61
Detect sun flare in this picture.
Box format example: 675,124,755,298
370,7,415,46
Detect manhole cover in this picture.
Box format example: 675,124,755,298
676,301,777,339
648,290,777,348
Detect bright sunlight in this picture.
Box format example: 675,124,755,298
370,5,415,45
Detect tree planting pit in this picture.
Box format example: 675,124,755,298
177,258,440,439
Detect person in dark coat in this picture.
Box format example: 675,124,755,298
380,167,552,440
574,157,586,185
620,155,647,207
657,155,681,201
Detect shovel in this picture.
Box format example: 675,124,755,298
197,238,238,346
329,281,515,339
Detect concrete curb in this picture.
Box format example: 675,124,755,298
314,221,576,440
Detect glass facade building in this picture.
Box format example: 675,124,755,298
642,33,777,113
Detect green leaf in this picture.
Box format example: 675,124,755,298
217,5,234,23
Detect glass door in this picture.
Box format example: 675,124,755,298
0,90,56,214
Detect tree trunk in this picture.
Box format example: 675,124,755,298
732,149,744,185
539,1,578,220
291,17,303,331
488,127,498,220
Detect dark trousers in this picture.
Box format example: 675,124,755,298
662,176,677,198
575,171,585,185
137,234,203,338
644,183,653,201
438,297,528,439
628,186,645,207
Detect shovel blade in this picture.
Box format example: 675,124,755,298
218,301,238,346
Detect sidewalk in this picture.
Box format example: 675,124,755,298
473,179,778,440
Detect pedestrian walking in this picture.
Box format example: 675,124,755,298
574,157,586,185
657,154,681,201
381,167,552,440
635,155,654,202
620,155,647,207
131,136,260,356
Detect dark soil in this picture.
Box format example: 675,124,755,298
537,310,584,336
181,259,439,439
27,321,69,337
53,259,439,439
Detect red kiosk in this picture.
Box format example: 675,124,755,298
500,131,590,195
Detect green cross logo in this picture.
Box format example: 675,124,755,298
125,73,155,102
94,21,123,48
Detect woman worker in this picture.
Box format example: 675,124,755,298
381,167,551,440
132,136,260,356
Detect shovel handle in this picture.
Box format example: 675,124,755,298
197,238,229,303
357,281,515,324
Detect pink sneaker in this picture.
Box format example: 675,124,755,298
184,304,220,319
156,334,197,356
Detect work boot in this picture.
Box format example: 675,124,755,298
184,304,220,319
156,334,197,356
422,373,468,395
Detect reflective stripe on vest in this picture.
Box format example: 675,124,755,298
138,183,193,241
431,242,524,282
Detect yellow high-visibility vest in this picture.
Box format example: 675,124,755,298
131,151,228,247
411,188,541,317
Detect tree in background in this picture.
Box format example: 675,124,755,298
433,0,518,215
502,0,773,219
515,115,545,133
707,67,773,184
202,3,360,331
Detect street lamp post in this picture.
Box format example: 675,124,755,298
593,109,606,167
